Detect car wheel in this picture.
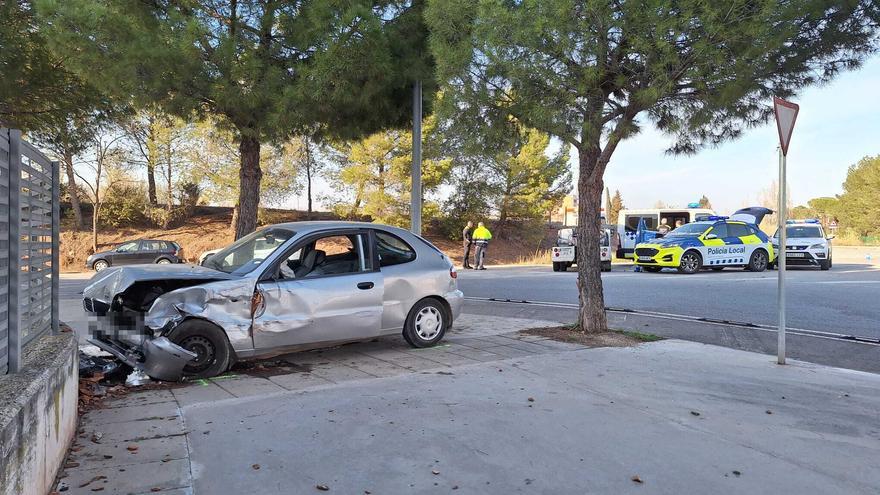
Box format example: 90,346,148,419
93,259,109,271
170,319,233,379
156,258,172,264
748,250,769,272
403,299,448,348
552,262,560,272
677,251,702,274
819,259,830,271
601,261,612,272
643,266,662,273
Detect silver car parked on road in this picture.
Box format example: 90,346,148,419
83,222,464,380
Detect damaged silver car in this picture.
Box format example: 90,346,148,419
83,222,464,380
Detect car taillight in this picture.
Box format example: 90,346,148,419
450,267,457,279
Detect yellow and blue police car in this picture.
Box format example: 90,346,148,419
633,208,777,274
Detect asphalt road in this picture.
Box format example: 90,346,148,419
457,263,880,340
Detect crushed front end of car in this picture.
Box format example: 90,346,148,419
83,264,242,381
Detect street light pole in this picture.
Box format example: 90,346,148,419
777,147,787,365
411,80,422,235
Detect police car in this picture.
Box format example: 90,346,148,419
770,219,833,270
633,207,776,274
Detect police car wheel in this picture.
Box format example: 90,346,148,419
678,251,702,274
747,250,769,272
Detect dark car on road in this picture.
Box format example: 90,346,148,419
86,239,184,271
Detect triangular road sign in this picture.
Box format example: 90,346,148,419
773,97,799,156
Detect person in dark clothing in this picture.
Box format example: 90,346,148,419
462,221,474,269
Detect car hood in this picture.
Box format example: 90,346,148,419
639,236,703,249
84,263,236,303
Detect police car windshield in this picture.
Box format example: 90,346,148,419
667,223,710,236
775,226,822,238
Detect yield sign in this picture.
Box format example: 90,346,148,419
773,97,799,156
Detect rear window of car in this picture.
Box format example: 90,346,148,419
375,231,416,267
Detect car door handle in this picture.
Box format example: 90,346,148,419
357,282,374,290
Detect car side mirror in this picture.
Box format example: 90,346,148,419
704,234,718,240
826,235,835,240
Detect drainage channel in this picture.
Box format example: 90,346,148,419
465,296,880,346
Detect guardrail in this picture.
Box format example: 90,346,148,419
1,128,60,373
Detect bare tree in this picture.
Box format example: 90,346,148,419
74,129,125,252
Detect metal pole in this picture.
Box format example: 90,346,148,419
51,160,60,334
411,80,422,235
777,148,787,365
8,130,21,372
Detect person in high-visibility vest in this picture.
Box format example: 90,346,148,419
472,222,493,270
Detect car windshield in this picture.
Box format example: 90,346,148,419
204,227,295,275
774,226,823,239
666,223,710,237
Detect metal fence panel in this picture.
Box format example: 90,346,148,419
0,130,8,374
2,128,60,373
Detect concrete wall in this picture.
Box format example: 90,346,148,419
0,334,78,495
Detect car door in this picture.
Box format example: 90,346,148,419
251,229,384,350
701,223,729,266
137,240,161,264
726,223,758,263
110,241,141,265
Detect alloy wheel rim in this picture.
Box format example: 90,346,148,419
682,254,699,272
95,261,108,271
754,252,767,270
415,306,442,340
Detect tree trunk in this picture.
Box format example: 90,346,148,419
147,162,158,205
575,148,608,333
234,134,262,240
92,204,99,254
306,163,313,217
63,151,84,230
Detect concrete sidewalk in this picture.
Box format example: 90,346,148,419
56,321,880,494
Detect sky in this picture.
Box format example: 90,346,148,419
286,55,880,215
598,55,880,215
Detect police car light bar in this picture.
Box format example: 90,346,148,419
707,215,729,221
786,219,821,224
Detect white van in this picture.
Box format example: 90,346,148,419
551,227,612,272
616,208,715,259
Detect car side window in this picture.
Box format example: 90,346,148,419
375,231,416,267
117,241,139,252
277,233,369,280
709,224,728,238
728,224,751,238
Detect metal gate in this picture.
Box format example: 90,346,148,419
1,128,60,374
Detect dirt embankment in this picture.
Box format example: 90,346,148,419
62,208,557,272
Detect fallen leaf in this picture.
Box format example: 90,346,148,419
316,484,329,491
631,475,643,484
91,432,103,443
252,464,260,470
765,410,773,415
732,470,742,476
527,397,535,402
690,411,700,416
432,469,440,475
126,444,139,452
151,488,162,492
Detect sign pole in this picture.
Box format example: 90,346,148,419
777,147,787,365
772,96,799,366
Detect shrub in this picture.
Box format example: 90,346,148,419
100,184,148,227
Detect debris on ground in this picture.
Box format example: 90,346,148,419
631,475,643,484
690,411,701,416
125,369,152,387
316,484,330,491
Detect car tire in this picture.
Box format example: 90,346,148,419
169,319,233,379
747,249,769,272
601,261,612,272
552,262,561,272
644,266,662,273
403,299,448,348
93,259,109,271
677,251,702,274
819,259,830,271
156,258,172,264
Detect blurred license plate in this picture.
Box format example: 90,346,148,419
638,256,653,261
786,252,805,258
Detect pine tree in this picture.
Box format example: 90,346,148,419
37,0,434,238
427,0,880,332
